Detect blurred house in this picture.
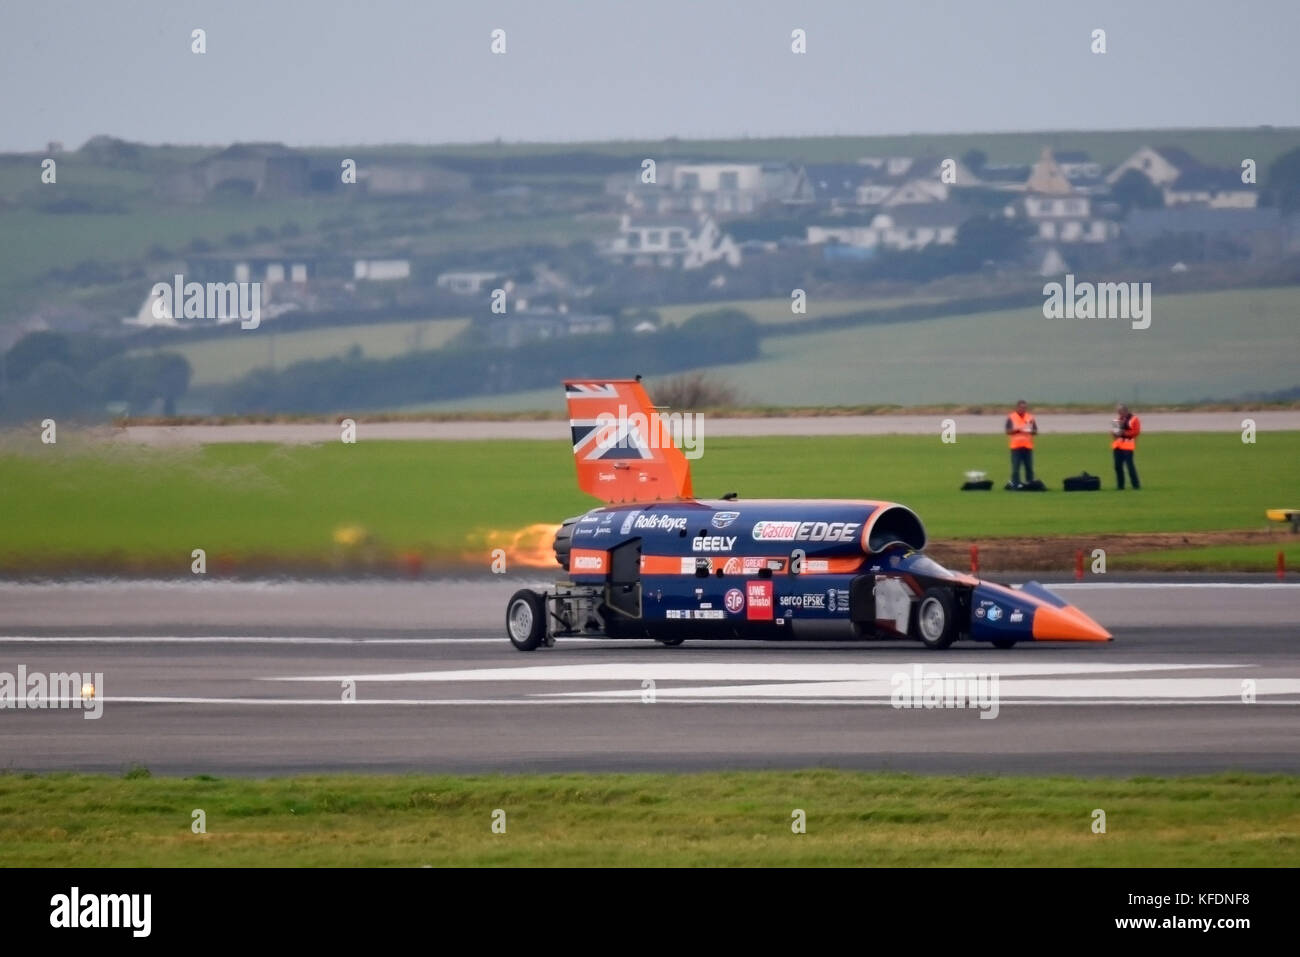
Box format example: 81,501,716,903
501,265,593,310
609,162,811,214
876,204,964,248
806,203,963,251
805,163,873,208
436,271,500,295
1024,147,1074,195
1006,150,1118,243
977,163,1032,189
1105,144,1256,208
853,156,981,206
1162,167,1257,208
485,308,614,348
1010,193,1118,243
158,143,310,202
353,259,411,281
600,213,742,268
1053,151,1103,181
1106,146,1201,187
1052,150,1108,193
184,256,321,284
359,162,471,196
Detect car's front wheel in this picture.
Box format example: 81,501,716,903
506,589,547,651
914,587,958,649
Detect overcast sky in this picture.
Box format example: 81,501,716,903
3,0,1298,152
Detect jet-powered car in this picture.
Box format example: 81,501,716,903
505,379,1112,651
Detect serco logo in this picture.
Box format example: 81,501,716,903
724,588,745,613
751,520,861,543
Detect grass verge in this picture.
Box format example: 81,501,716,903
1,432,1295,573
1,770,1296,866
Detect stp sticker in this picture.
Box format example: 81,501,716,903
724,588,745,613
746,581,774,621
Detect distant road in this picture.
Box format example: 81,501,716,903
115,411,1300,445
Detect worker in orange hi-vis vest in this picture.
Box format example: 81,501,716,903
1111,403,1142,490
1004,399,1038,488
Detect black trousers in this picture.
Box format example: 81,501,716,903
1010,448,1034,485
1114,448,1140,489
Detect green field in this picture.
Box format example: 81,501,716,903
1,432,1294,573
2,770,1295,866
705,285,1300,405
421,286,1300,410
134,317,470,386
1119,543,1300,570
654,294,955,327
395,127,1300,170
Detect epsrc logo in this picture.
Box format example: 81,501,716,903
751,521,860,543
779,593,826,609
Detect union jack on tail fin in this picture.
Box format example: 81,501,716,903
564,379,694,504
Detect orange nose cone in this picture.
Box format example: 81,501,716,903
1031,604,1113,642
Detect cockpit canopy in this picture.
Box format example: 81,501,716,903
867,505,927,553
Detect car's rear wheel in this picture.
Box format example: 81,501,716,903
992,638,1017,649
656,637,685,647
506,589,547,651
914,587,958,649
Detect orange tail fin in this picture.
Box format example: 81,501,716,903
564,379,695,504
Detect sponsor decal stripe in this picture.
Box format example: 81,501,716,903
570,549,609,574
638,555,864,575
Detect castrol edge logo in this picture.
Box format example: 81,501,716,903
750,520,861,543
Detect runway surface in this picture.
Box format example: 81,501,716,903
1,578,1296,775
112,410,1300,444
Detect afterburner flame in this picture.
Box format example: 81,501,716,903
472,523,562,568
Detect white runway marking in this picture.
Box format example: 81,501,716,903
542,678,1300,700
260,661,1300,705
37,695,1300,708
270,661,1243,683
